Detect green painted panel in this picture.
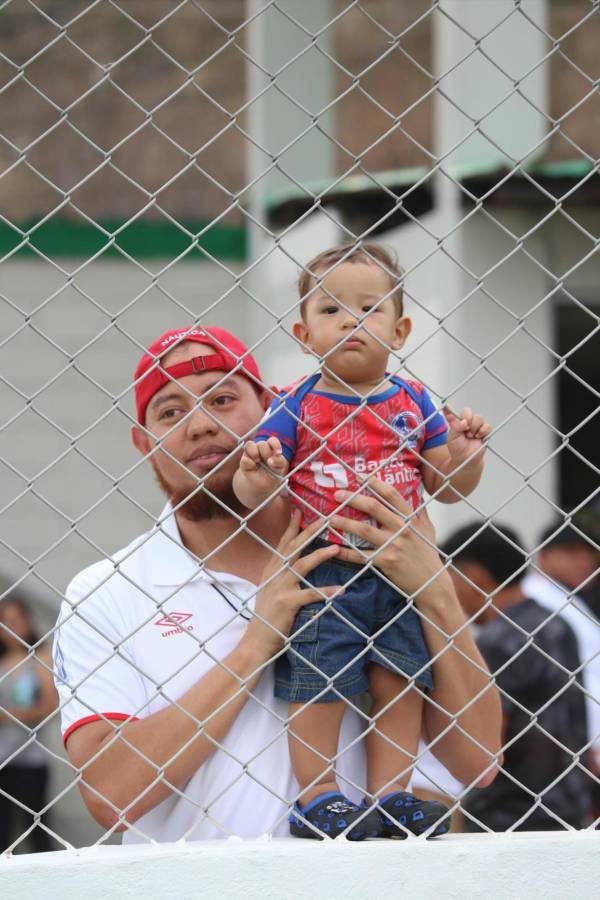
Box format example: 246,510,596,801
0,219,247,261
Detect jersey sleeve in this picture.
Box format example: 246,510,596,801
53,566,147,746
418,387,448,450
253,392,302,463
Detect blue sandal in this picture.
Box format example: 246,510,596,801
376,791,450,838
289,792,382,840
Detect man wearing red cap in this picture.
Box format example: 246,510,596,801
53,325,501,843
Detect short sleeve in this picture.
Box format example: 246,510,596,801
53,567,147,746
418,388,448,451
254,393,302,462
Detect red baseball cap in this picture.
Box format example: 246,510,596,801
134,326,263,425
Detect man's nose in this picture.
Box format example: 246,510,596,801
186,403,219,437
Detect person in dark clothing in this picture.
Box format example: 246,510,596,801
442,522,591,832
0,597,58,853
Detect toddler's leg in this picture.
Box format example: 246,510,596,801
288,700,345,806
367,664,450,837
366,663,422,797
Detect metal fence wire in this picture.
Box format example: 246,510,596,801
1,0,599,852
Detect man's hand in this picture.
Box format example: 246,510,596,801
233,437,289,509
329,478,448,599
243,511,343,658
444,406,491,470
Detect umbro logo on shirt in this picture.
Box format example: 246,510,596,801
155,612,194,638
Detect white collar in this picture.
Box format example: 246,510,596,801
144,504,251,588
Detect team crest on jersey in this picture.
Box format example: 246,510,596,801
391,410,423,449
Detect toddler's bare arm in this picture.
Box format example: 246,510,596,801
422,407,491,503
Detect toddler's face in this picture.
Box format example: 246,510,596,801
293,261,411,381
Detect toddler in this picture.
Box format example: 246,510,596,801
233,243,491,840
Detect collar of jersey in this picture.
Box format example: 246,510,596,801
146,503,251,588
306,372,401,406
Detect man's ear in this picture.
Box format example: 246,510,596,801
131,425,152,457
393,316,412,351
258,389,274,412
292,319,312,354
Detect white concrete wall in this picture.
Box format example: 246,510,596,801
2,832,600,900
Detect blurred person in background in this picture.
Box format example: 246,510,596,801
523,521,600,813
573,504,600,619
443,522,591,832
528,522,599,608
0,596,58,853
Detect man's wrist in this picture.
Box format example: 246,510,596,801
237,626,279,672
414,568,457,617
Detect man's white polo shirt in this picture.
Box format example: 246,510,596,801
53,505,366,843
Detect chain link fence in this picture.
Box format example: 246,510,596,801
1,0,599,853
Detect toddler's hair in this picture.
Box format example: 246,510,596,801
298,242,404,319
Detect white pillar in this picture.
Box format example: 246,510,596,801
429,0,553,542
244,0,338,385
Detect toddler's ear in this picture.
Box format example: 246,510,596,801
393,316,412,350
292,320,312,353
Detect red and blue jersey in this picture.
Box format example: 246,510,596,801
255,374,448,545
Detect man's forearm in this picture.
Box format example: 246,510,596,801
417,575,503,786
76,637,270,828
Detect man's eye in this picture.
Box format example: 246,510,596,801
159,408,182,420
212,395,235,407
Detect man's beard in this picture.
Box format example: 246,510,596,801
151,461,247,521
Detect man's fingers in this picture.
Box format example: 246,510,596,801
335,545,373,567
295,585,344,607
284,514,328,555
277,508,301,550
274,512,327,565
330,514,384,548
333,483,404,529
358,476,411,515
413,507,436,542
291,542,340,577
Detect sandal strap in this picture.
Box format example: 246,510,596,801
290,792,382,840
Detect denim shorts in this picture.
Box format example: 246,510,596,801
274,552,433,703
